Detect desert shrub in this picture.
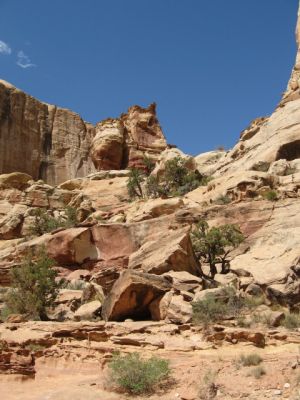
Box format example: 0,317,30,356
236,315,251,328
282,312,300,330
127,156,210,200
5,249,60,320
0,306,11,321
63,206,78,228
142,155,155,176
238,353,262,367
29,206,78,235
214,195,231,205
127,167,145,199
244,295,265,309
192,294,228,326
29,208,62,235
164,157,210,196
192,287,244,326
192,286,263,327
108,352,170,394
191,219,244,278
25,343,46,352
198,369,218,400
248,366,266,379
145,175,168,198
263,190,278,202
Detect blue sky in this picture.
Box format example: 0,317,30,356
0,0,298,155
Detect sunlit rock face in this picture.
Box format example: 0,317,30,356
90,103,167,171
0,80,167,185
0,80,96,185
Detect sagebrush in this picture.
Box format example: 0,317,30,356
108,352,170,394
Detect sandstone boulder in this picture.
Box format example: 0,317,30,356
128,227,200,275
126,197,183,222
102,270,172,321
47,227,97,265
194,150,225,176
81,282,105,304
0,172,32,190
74,300,102,321
163,270,202,292
165,294,193,324
0,205,26,240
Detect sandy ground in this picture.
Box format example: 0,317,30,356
1,342,300,400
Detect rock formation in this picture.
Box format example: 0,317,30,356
0,4,300,398
0,81,167,185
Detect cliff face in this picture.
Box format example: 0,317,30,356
0,81,167,185
0,80,96,185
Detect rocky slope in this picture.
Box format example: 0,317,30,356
0,4,300,400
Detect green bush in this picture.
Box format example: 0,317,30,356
191,220,244,278
108,352,170,394
127,168,145,199
145,175,169,198
164,157,210,196
127,156,211,200
243,295,265,309
248,366,266,379
192,294,228,326
192,287,244,326
5,249,60,320
29,206,78,235
214,195,231,205
63,206,78,228
238,353,262,367
198,370,218,400
263,190,278,202
282,312,300,330
142,155,155,176
192,287,265,327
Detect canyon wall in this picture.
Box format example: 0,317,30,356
0,80,167,185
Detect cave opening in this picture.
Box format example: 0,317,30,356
276,140,300,161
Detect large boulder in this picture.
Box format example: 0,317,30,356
128,227,200,276
0,205,26,240
102,270,172,321
47,227,98,265
126,197,183,222
194,150,225,176
74,300,102,321
0,172,32,190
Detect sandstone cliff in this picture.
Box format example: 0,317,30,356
0,81,167,185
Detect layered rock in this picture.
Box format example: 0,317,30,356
102,270,172,321
0,81,168,184
0,80,95,185
91,103,168,171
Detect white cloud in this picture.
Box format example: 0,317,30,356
0,40,12,55
16,50,36,68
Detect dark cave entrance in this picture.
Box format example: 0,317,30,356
276,140,300,161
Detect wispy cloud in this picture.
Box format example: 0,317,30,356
16,50,36,68
0,40,12,55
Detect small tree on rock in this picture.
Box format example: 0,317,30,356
191,219,244,278
127,167,145,199
5,249,60,320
